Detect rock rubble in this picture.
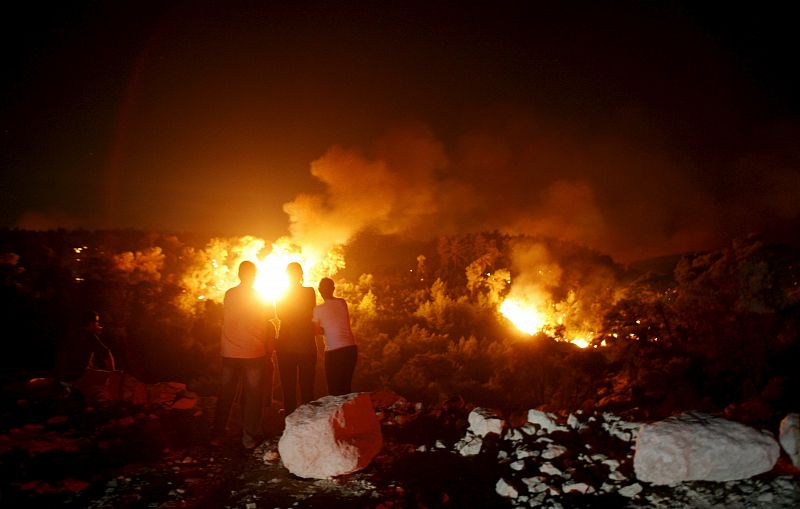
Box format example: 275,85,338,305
780,413,799,468
451,407,799,508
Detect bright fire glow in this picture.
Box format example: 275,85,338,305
253,242,316,302
180,236,344,310
499,296,596,348
499,299,546,335
570,337,591,348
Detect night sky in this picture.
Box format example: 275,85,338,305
2,1,798,262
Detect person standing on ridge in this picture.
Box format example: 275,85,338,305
213,260,274,449
56,309,116,382
274,262,317,415
312,277,358,395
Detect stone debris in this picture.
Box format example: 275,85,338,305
618,482,643,497
538,462,562,476
779,413,799,468
510,459,525,471
527,409,561,434
467,407,505,437
3,380,799,508
634,411,780,484
455,432,483,456
504,428,524,442
563,481,594,494
277,393,383,479
262,450,280,462
495,477,519,498
69,370,199,410
452,408,799,508
541,443,567,459
566,413,581,430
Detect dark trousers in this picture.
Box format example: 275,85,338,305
213,357,265,442
325,345,358,396
263,353,275,407
276,351,316,414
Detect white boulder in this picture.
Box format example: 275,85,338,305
277,393,383,479
779,413,800,467
634,412,779,485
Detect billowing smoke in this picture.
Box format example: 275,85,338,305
283,123,449,254
284,114,800,264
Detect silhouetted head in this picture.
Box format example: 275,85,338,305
318,277,335,299
286,262,304,284
80,310,102,333
238,260,257,286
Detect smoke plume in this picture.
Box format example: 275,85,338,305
285,114,800,263
284,123,448,254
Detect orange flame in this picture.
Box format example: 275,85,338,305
180,236,344,311
499,298,546,335
499,295,594,348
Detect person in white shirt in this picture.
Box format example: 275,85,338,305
312,278,357,395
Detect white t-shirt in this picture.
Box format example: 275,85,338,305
312,297,356,351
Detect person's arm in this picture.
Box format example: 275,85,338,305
312,305,324,335
103,349,116,371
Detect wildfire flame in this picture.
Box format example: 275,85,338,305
253,243,310,302
499,296,594,348
498,299,546,335
181,235,344,310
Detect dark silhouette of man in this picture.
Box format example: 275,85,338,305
213,260,273,449
274,262,316,415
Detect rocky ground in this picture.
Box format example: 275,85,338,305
1,376,798,509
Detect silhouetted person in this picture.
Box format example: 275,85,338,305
56,310,116,382
275,262,316,414
213,261,274,449
313,278,358,395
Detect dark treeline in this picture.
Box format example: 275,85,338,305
1,229,798,425
0,229,212,381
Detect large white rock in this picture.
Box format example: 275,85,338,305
779,413,800,467
277,393,383,479
468,407,505,437
633,412,779,485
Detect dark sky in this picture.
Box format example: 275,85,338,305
2,1,798,261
